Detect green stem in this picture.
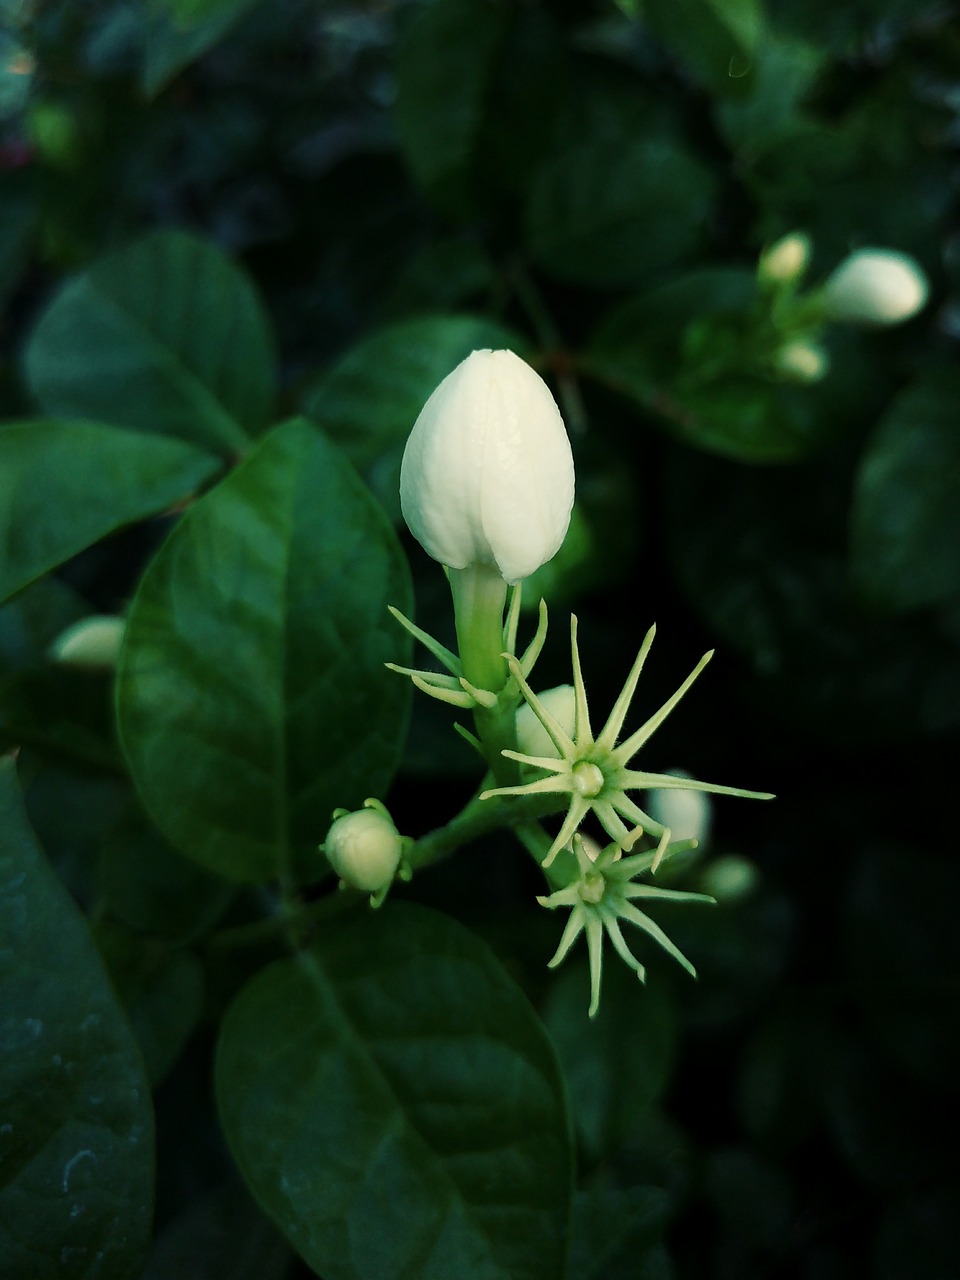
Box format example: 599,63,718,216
407,787,566,873
449,563,509,692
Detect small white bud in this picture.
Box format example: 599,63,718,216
646,769,712,847
399,349,575,585
759,232,810,285
774,340,828,383
698,854,759,904
516,684,576,759
823,249,929,325
49,615,125,668
323,800,402,894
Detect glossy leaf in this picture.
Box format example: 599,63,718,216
25,231,276,453
117,418,412,883
850,366,960,612
524,139,715,290
394,0,510,216
216,902,573,1280
0,757,154,1279
0,419,220,604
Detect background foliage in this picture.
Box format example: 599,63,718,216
1,0,958,1276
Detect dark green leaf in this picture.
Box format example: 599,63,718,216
216,902,572,1280
394,0,510,217
850,366,960,612
0,419,220,604
301,314,528,519
25,231,276,453
568,1184,672,1280
544,962,676,1161
0,664,120,770
95,921,204,1086
524,139,716,290
0,757,154,1279
143,0,264,96
643,0,764,91
117,418,413,883
144,1180,294,1280
0,578,88,676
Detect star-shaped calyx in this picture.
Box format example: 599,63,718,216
481,617,773,867
386,586,547,712
539,828,715,1016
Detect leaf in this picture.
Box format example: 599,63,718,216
24,230,277,454
0,757,154,1279
0,665,120,770
643,0,765,90
301,314,528,519
0,578,88,676
0,418,220,604
117,418,413,884
144,1180,294,1280
216,902,573,1280
850,366,960,612
524,138,716,290
394,0,511,217
543,962,677,1161
142,0,265,96
567,1184,672,1280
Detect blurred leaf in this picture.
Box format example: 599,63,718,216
737,1006,824,1150
301,313,527,519
143,0,264,96
702,1147,794,1256
144,1180,294,1280
0,418,220,604
714,33,823,155
850,366,960,613
0,578,88,676
568,1184,672,1280
643,0,764,91
95,920,204,1086
847,845,960,1091
872,1186,960,1280
544,961,676,1161
525,138,715,290
585,269,868,461
25,231,277,453
0,664,119,769
99,815,234,943
216,902,572,1280
0,757,153,1279
0,167,35,308
117,418,412,883
394,0,511,217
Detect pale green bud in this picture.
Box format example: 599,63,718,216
49,615,125,668
698,854,759,904
774,340,829,383
823,249,928,324
645,770,712,846
323,800,403,894
759,232,810,285
399,349,575,585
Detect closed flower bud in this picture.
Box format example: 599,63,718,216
399,349,575,585
823,249,928,325
646,770,712,847
774,340,828,383
516,684,576,759
49,615,125,668
323,800,403,894
758,232,810,285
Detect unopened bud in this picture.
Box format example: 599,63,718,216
759,232,810,285
323,800,403,896
823,249,928,325
516,684,576,759
646,770,712,847
49,615,125,668
774,340,828,383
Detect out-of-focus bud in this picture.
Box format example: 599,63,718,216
323,799,404,899
49,615,125,668
516,684,576,759
823,249,929,325
645,769,713,847
698,854,759,904
758,232,811,285
399,349,575,585
774,340,829,383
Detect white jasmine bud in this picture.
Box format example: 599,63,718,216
516,684,576,759
774,340,828,383
645,770,713,847
758,232,810,285
323,799,403,897
49,615,125,668
399,349,575,585
823,249,928,325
